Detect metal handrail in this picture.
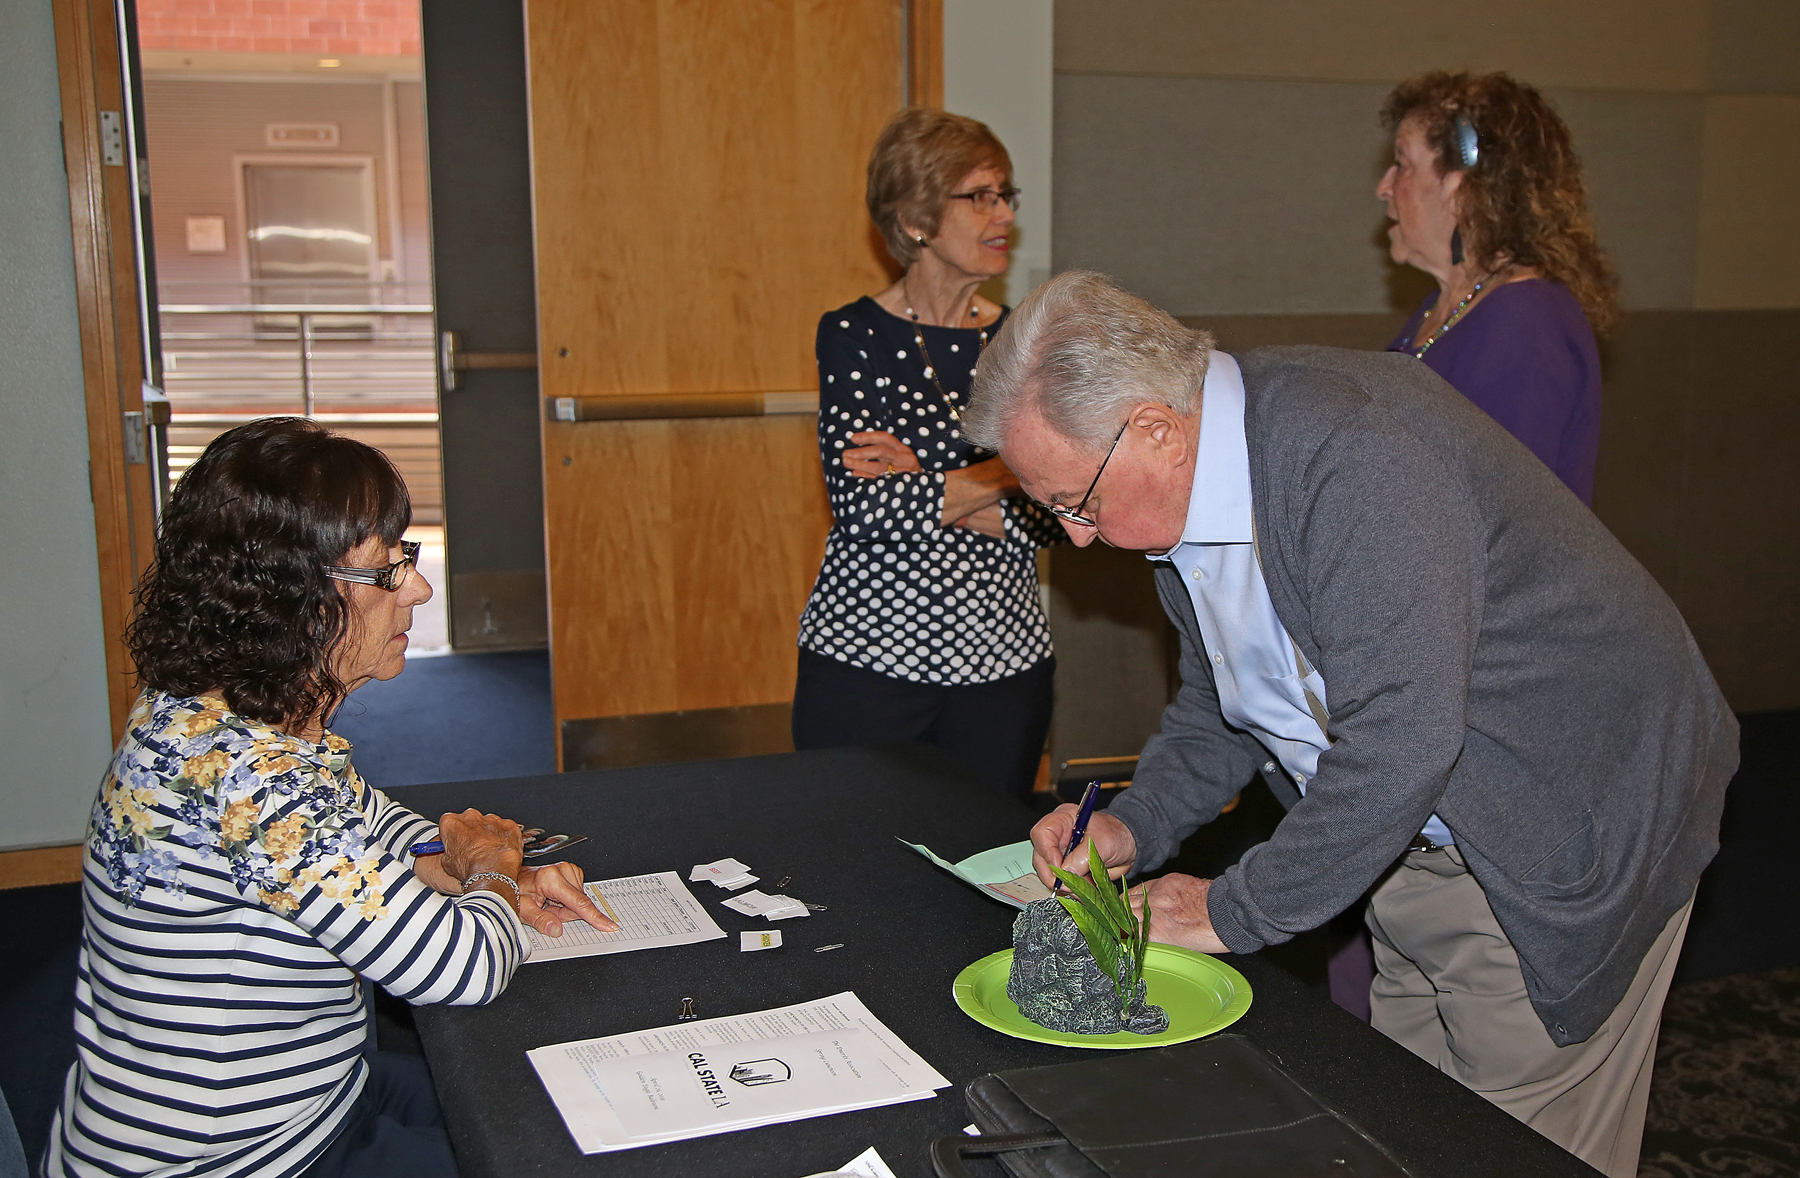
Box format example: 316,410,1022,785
160,304,434,314
159,304,435,417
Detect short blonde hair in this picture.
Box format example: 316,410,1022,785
867,108,1011,267
964,271,1213,454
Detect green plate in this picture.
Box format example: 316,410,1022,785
952,945,1252,1049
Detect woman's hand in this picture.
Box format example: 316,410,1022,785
437,809,525,901
1130,874,1230,955
842,431,922,478
952,503,1005,538
942,456,1021,523
517,861,619,937
1030,807,1138,888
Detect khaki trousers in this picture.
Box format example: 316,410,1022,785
1365,846,1691,1178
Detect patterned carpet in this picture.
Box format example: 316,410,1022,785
1640,966,1800,1177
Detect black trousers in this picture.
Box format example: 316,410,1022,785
301,1052,457,1178
791,648,1054,801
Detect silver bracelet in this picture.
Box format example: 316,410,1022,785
463,871,519,901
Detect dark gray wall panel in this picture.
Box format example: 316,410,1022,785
1543,89,1703,310
1054,74,1402,316
1707,0,1800,94
1678,310,1800,712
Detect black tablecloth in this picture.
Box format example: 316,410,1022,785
391,745,1596,1178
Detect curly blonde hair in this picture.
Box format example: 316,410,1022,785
866,108,1011,268
1382,71,1619,336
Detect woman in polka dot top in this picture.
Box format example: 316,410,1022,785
793,109,1064,800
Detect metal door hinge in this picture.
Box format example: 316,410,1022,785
122,411,147,464
99,111,125,166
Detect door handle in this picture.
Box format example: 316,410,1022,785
439,330,537,390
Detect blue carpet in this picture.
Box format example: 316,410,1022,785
328,649,554,789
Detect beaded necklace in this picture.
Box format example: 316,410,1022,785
1407,272,1497,358
903,279,989,422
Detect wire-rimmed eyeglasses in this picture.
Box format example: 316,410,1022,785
948,186,1021,213
1046,420,1129,529
323,540,420,591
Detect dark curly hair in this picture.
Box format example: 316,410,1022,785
127,417,411,730
1382,71,1619,336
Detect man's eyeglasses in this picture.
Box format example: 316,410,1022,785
1046,420,1130,529
323,540,420,591
948,187,1021,213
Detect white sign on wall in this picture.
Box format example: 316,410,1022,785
185,214,227,253
266,122,340,148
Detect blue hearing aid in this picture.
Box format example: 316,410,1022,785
1453,115,1480,169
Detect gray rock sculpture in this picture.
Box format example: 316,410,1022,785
1007,897,1169,1036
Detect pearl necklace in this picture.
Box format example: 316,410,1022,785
1408,273,1496,358
903,280,988,423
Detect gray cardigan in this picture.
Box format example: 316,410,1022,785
1107,345,1736,1046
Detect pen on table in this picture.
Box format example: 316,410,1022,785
1052,779,1104,895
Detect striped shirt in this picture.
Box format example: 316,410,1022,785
46,690,527,1178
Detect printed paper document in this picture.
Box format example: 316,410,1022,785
528,991,949,1153
522,871,726,962
899,838,1052,909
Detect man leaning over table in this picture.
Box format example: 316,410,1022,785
960,270,1735,1178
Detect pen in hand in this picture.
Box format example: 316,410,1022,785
1052,779,1104,895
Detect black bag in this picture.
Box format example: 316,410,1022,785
931,1034,1415,1178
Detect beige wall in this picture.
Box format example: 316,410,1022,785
1048,0,1800,731
142,75,432,297
944,0,1056,304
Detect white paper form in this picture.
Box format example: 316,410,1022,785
898,838,1053,909
527,991,950,1153
522,871,726,962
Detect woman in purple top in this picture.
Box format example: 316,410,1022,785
1377,71,1619,504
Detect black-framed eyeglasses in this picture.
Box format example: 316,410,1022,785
948,186,1021,213
1046,420,1130,528
323,540,420,591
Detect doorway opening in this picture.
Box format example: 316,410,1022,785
134,0,447,652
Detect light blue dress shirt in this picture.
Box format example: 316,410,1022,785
1157,353,1454,847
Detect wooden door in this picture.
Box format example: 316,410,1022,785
524,0,923,762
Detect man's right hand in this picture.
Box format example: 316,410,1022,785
1031,807,1137,889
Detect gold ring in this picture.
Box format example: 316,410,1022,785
885,463,895,474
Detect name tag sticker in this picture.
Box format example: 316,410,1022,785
741,930,783,952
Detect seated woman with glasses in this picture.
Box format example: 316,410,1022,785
793,108,1064,800
45,418,615,1178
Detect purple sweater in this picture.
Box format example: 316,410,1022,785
1387,279,1601,504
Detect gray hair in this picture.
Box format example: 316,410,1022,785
964,271,1213,454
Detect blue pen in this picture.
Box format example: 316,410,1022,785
409,840,444,856
1052,779,1104,894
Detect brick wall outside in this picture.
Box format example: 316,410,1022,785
137,0,421,58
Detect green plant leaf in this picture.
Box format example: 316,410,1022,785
1086,842,1132,933
1057,893,1121,981
1052,869,1121,981
1134,887,1150,977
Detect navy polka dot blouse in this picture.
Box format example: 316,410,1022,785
796,297,1063,685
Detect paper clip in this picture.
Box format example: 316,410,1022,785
804,902,827,911
678,997,697,1020
814,943,845,953
777,876,792,889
